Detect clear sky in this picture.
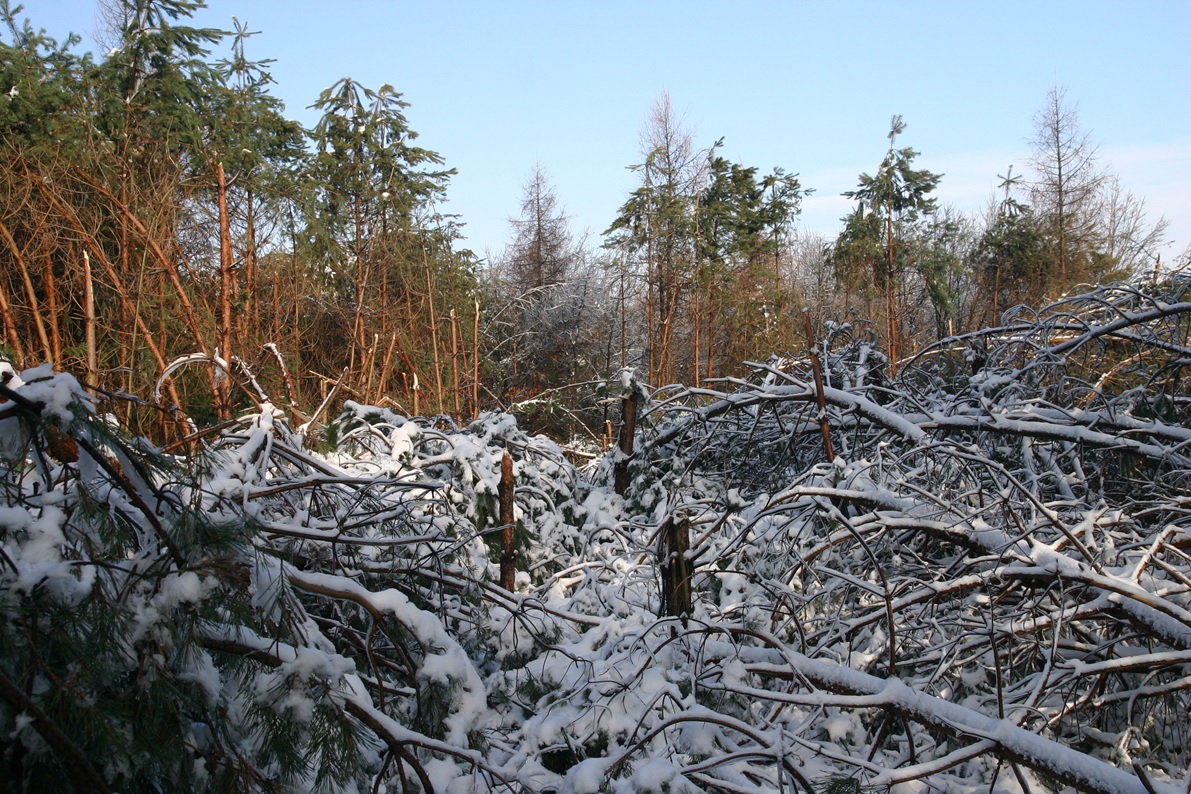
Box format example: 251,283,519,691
25,0,1191,264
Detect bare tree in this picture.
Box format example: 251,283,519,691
505,164,577,291
1028,85,1106,289
1095,174,1169,281
607,93,706,387
786,231,833,313
90,0,131,52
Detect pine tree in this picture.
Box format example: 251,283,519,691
303,78,474,412
0,2,90,368
194,19,307,418
837,116,941,367
606,93,702,386
972,169,1047,325
504,164,577,292
695,146,804,377
0,370,376,791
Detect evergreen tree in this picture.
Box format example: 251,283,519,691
695,146,804,377
204,16,307,347
608,99,805,386
0,2,90,367
913,209,970,340
1,0,227,430
0,1,88,152
303,77,474,413
0,372,375,792
504,164,578,291
972,188,1046,325
186,19,308,419
836,116,941,366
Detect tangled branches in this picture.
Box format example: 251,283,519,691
589,282,1191,792
5,282,1191,793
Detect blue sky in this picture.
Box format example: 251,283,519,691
28,0,1191,262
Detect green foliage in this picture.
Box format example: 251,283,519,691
845,116,941,226
307,77,451,236
915,211,967,334
832,116,944,354
0,2,88,150
0,370,377,792
0,0,484,425
972,197,1047,318
207,19,306,181
607,119,807,383
88,0,226,153
828,206,885,298
698,145,803,283
813,775,877,794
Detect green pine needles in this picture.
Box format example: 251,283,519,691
0,369,377,792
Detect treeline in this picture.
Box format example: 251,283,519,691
1,0,476,437
490,86,1174,428
0,1,1177,442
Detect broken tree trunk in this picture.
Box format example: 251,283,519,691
803,310,835,462
499,449,516,591
614,393,637,496
658,515,692,624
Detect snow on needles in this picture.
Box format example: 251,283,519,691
4,283,1191,792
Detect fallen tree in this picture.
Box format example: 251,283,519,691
3,282,1191,792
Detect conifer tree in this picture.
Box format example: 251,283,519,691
1028,86,1105,291
972,168,1047,324
1,0,226,429
205,17,307,350
607,93,702,386
0,371,377,791
489,165,588,409
695,146,803,377
836,116,941,366
303,78,475,412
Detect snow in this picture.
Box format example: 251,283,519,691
288,568,488,747
628,758,680,791
5,504,86,602
5,284,1191,791
821,714,858,743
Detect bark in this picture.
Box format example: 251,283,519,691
0,271,26,364
886,212,898,373
498,449,516,591
66,166,210,354
42,240,62,362
0,219,52,362
217,162,234,419
376,333,398,402
83,251,97,386
472,300,480,419
241,187,256,345
804,311,835,461
449,308,461,417
34,182,185,418
658,515,692,623
423,250,443,412
614,393,637,496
